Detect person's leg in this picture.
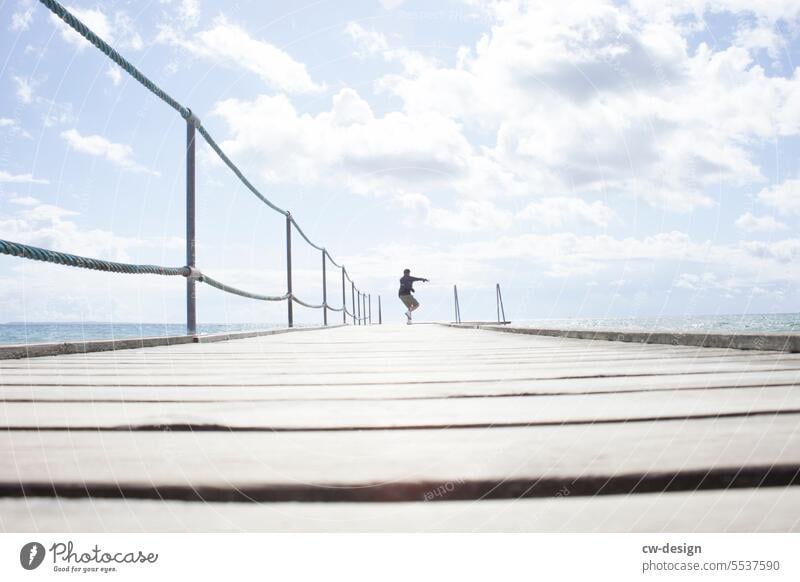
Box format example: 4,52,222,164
400,295,414,321
409,296,420,312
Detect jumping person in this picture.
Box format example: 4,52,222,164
398,268,428,325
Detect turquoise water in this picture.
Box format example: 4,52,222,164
0,322,290,345
517,313,800,334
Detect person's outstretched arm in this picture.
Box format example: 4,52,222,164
411,276,429,282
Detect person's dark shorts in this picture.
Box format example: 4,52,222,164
399,294,419,309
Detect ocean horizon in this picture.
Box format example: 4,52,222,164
1,312,798,345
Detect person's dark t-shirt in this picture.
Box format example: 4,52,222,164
399,275,424,296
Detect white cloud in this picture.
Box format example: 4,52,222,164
60,129,158,175
106,65,123,87
50,7,112,51
0,117,32,139
41,100,77,128
395,194,514,232
741,238,800,263
428,199,513,232
212,89,476,191
49,6,142,52
178,0,200,28
358,0,800,212
735,211,787,232
0,171,49,184
11,1,34,31
343,229,800,290
517,197,616,228
345,22,388,55
757,179,800,215
0,197,180,262
160,16,324,93
12,75,35,103
346,22,437,74
7,195,40,206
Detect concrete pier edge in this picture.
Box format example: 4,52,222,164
444,323,800,353
0,325,343,360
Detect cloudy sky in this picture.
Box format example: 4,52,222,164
1,0,799,326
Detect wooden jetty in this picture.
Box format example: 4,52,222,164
1,324,799,532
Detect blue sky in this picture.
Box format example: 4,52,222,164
1,0,799,326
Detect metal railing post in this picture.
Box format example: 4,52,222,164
496,284,499,323
357,290,361,325
378,296,382,324
185,113,197,336
286,214,293,328
322,249,328,326
368,294,372,325
496,283,506,323
454,284,461,324
341,267,346,324
351,281,356,325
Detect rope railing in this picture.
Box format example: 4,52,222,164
290,295,325,310
0,239,189,277
290,219,325,252
200,274,290,303
324,250,343,269
195,125,288,216
0,0,382,332
40,0,190,120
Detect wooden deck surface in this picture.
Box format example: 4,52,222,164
1,324,799,532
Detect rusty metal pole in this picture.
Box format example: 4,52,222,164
185,113,197,336
322,249,327,326
286,214,293,328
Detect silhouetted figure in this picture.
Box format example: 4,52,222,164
398,268,428,325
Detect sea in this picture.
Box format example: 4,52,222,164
0,313,798,345
514,313,800,334
0,322,290,345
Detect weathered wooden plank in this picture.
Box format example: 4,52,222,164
2,386,799,430
0,343,785,366
2,369,798,402
2,359,798,386
2,488,798,532
1,352,793,376
2,415,799,501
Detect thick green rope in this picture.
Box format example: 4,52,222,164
200,274,289,302
289,217,324,252
0,239,189,276
39,0,190,119
195,126,288,216
290,295,324,309
325,250,343,269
